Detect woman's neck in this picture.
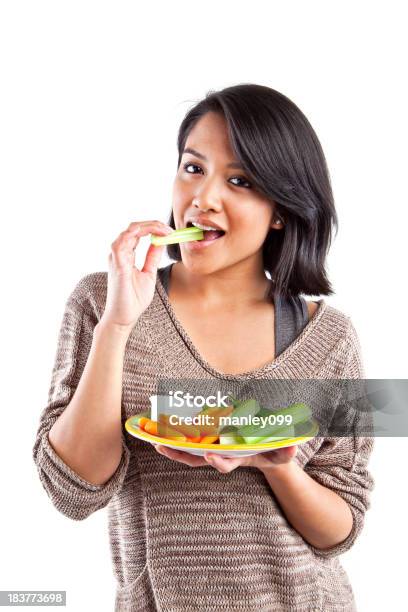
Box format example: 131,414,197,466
169,260,272,310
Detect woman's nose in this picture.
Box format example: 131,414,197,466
193,198,221,213
192,175,224,211
192,191,222,212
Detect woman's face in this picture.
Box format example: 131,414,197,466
172,111,282,274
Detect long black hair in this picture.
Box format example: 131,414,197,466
166,83,338,299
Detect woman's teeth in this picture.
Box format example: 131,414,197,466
191,221,223,231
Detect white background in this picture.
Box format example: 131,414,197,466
1,1,407,610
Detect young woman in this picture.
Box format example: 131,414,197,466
33,84,374,611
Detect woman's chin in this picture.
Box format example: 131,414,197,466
179,254,227,276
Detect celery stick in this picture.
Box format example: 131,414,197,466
151,226,204,246
219,432,245,445
244,424,295,444
233,402,271,418
238,402,312,443
230,398,260,420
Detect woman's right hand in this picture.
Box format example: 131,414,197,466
100,220,174,333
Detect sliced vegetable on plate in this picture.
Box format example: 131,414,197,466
127,397,315,450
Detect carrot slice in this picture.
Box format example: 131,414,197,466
199,435,219,444
138,416,150,430
143,418,187,441
143,419,159,436
161,428,187,441
159,414,201,438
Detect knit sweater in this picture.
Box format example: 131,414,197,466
32,270,374,612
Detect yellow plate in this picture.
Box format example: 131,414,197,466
125,415,319,457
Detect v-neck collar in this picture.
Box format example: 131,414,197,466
155,264,328,380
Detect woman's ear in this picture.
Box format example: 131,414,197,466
270,216,284,230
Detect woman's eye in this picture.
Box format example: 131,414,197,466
183,163,252,189
183,163,203,174
229,176,252,189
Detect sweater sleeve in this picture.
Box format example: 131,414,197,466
302,318,375,559
32,275,131,521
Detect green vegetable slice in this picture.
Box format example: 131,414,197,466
245,424,295,444
151,226,204,246
238,402,312,443
229,398,260,420
219,429,245,444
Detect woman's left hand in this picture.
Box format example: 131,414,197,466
152,443,297,473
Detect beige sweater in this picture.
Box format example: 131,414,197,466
32,270,374,612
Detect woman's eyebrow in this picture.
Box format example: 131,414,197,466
182,147,243,169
